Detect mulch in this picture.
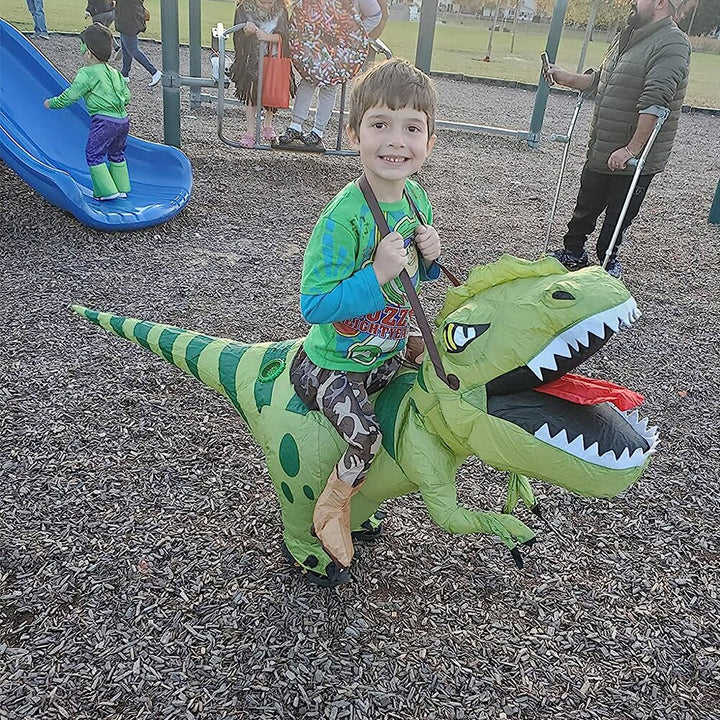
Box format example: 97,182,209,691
1,35,719,720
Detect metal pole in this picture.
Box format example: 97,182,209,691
577,0,600,73
189,0,202,109
161,0,181,148
687,0,701,36
510,0,520,54
415,0,438,73
709,178,720,224
527,0,568,149
601,109,670,268
542,92,585,255
487,0,502,59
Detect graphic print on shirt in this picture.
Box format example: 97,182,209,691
333,213,420,366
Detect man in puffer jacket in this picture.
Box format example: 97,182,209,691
546,0,691,279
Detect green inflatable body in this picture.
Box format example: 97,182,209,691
73,256,658,585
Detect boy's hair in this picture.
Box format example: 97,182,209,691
348,58,437,138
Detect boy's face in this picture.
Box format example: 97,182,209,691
347,104,436,198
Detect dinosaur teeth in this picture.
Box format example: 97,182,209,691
533,412,654,469
527,297,639,379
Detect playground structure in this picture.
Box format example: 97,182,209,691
157,0,570,151
0,18,192,232
711,179,720,224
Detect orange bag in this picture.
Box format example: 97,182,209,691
261,42,291,109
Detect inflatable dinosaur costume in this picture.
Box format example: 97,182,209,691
73,256,658,586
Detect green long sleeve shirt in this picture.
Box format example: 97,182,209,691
48,63,130,118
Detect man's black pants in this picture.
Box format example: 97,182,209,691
563,165,654,262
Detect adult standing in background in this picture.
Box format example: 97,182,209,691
114,0,162,86
25,0,50,40
546,0,690,279
85,0,121,57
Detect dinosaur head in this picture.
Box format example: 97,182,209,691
419,255,658,498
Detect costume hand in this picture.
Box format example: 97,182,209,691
43,99,51,109
373,231,408,286
414,224,441,263
607,146,634,172
244,21,257,35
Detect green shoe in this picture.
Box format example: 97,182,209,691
108,161,131,194
89,163,119,200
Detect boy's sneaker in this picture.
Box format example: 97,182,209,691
604,257,623,279
549,248,589,271
149,70,162,87
121,74,130,83
276,127,305,146
34,32,51,40
95,192,121,201
303,131,326,152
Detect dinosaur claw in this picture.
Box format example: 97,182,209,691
510,546,524,569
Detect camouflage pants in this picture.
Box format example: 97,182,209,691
290,347,403,487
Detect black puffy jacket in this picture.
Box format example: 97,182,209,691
114,0,147,35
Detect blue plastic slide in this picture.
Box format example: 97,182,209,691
0,19,192,231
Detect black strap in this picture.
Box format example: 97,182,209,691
357,175,459,391
402,190,462,288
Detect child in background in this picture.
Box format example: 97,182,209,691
277,0,385,152
230,0,291,148
290,58,441,570
44,23,131,201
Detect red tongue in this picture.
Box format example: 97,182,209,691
535,373,644,411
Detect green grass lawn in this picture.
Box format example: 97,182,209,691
4,1,719,107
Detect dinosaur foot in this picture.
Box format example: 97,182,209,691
510,537,538,570
351,510,386,542
281,542,351,588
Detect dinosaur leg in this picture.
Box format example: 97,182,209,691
312,467,363,569
350,490,386,541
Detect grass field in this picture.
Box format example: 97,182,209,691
3,0,719,107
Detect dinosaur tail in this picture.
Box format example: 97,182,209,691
72,304,256,423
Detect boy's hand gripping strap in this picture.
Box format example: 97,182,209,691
358,175,459,391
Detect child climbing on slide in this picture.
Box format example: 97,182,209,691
44,23,131,201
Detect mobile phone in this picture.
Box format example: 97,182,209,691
540,51,555,86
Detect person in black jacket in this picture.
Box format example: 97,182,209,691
85,0,120,56
114,0,162,86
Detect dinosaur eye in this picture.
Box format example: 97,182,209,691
552,290,575,300
443,322,490,353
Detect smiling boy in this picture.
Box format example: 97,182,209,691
289,59,441,572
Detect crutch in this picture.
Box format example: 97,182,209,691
601,107,670,269
542,91,586,256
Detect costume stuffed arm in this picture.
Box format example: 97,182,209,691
398,411,536,550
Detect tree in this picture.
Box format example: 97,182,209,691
677,0,720,36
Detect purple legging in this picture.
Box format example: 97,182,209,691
86,115,130,166
120,33,157,77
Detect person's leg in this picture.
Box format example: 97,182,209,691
107,117,131,194
120,34,132,77
290,79,315,128
595,173,654,263
290,349,395,568
27,0,48,36
310,83,339,138
86,116,119,199
561,166,612,258
277,80,315,144
124,32,158,77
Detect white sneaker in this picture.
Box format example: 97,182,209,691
149,70,162,87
